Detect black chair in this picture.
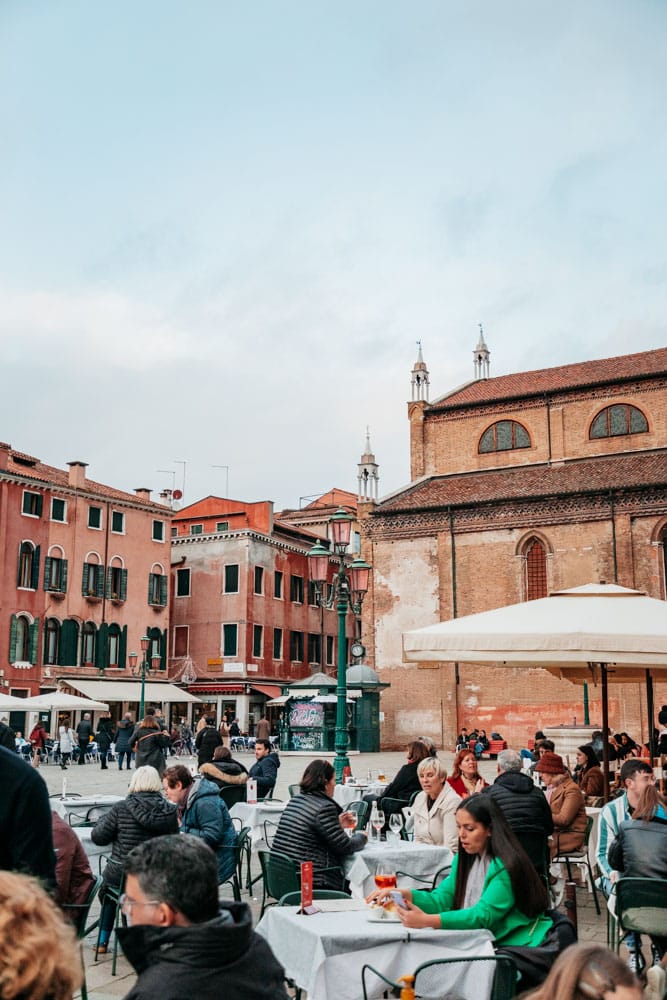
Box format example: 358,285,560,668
279,889,351,906
552,816,600,915
94,858,126,976
61,875,103,1000
263,819,280,847
220,826,251,902
395,863,451,891
361,954,518,1000
288,783,302,798
613,876,667,953
219,784,247,809
68,803,116,828
257,850,301,916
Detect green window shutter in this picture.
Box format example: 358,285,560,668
59,619,79,666
148,573,155,604
120,569,128,601
159,575,168,606
60,559,68,594
160,628,167,669
16,549,22,586
106,567,113,599
96,623,108,669
43,556,52,590
95,566,104,598
9,615,17,662
119,625,127,669
36,494,43,518
82,562,89,596
29,621,39,664
31,545,40,590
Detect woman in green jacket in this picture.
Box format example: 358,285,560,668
367,793,551,947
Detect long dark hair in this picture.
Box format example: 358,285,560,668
452,794,548,917
300,759,334,794
577,745,599,772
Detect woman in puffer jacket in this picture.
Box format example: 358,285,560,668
91,766,178,951
199,745,248,788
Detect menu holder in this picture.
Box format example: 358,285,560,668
300,861,320,914
246,779,258,804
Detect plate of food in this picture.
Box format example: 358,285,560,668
366,900,402,923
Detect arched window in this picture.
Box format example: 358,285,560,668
14,615,31,661
148,563,167,607
18,541,39,589
108,624,121,667
662,527,667,600
524,538,548,601
479,420,531,453
146,626,165,671
81,622,97,665
43,618,61,665
590,404,648,439
107,556,127,602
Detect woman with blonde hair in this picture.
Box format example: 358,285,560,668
518,942,641,999
91,765,177,953
0,870,82,1000
412,756,461,851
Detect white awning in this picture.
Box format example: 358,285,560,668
62,679,202,704
265,695,291,706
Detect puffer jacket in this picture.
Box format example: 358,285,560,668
608,806,667,881
91,791,178,890
199,759,248,787
113,718,135,752
181,778,237,884
271,790,365,890
129,721,170,775
195,725,222,767
485,770,554,836
118,902,288,1000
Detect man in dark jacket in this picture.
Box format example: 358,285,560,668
75,712,93,764
0,745,56,889
194,716,221,768
248,738,280,797
118,834,288,1000
114,713,135,770
0,719,16,751
484,748,553,875
96,711,114,770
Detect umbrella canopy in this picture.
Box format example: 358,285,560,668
0,693,39,712
24,691,109,712
403,583,667,681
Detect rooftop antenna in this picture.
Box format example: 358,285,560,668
212,465,230,496
174,460,187,500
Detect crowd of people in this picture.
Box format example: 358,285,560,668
1,713,666,1000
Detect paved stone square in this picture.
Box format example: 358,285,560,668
38,748,609,999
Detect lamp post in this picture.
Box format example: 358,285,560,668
307,508,371,783
129,636,161,720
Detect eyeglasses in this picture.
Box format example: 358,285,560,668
119,893,164,915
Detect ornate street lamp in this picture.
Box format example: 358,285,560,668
307,508,371,783
129,635,161,720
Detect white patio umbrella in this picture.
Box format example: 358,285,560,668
403,583,667,794
24,691,109,712
0,692,39,712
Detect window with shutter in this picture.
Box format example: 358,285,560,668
253,625,263,658
273,628,282,659
176,568,190,597
18,542,35,589
224,565,239,593
44,619,60,665
22,491,43,517
159,574,168,606
51,497,66,522
108,625,120,667
119,625,127,669
28,621,39,664
223,624,238,657
30,545,40,590
59,620,80,667
8,615,18,662
88,506,102,529
95,624,108,670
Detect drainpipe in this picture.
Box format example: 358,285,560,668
609,491,618,583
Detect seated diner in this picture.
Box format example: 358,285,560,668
411,756,460,851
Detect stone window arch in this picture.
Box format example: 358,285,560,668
589,403,648,439
479,419,531,453
517,534,551,601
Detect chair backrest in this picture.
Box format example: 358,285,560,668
616,877,667,935
263,819,280,847
219,784,247,808
379,796,409,815
347,799,370,830
258,850,300,907
288,784,301,798
279,889,351,906
413,955,518,1000
61,875,103,938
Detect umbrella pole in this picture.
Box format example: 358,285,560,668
601,663,610,803
646,669,656,763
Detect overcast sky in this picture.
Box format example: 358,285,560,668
1,1,665,511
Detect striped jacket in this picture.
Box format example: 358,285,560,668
595,793,629,881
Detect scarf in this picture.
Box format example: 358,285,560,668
463,852,491,910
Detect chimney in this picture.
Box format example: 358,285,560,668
0,442,10,471
67,461,88,488
134,487,152,501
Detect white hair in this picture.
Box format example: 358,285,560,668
129,766,163,793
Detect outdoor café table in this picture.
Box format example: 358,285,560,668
229,800,286,847
256,900,495,1000
333,781,387,809
51,795,123,823
343,839,452,899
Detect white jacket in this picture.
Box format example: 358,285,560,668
412,783,461,852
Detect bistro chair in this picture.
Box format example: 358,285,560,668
220,826,251,902
551,816,600,915
347,799,370,830
395,863,451,892
219,784,247,809
612,877,667,955
278,889,351,906
94,857,126,976
361,954,518,1000
288,783,302,797
61,875,103,1000
257,850,301,916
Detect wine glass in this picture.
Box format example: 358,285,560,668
388,813,403,840
374,862,396,891
372,809,385,842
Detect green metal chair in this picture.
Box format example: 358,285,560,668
395,862,451,891
288,783,302,797
278,889,351,905
361,954,518,1000
219,784,247,809
552,816,600,914
257,850,301,916
220,826,251,901
61,875,103,1000
613,876,667,953
347,799,370,830
94,857,126,976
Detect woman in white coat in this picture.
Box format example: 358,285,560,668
412,756,461,852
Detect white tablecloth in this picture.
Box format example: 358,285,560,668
51,795,122,822
256,904,495,1000
333,782,387,808
229,801,286,846
344,841,452,899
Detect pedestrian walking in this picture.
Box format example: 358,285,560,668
75,713,93,765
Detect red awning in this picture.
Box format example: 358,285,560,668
250,683,283,699
187,684,245,694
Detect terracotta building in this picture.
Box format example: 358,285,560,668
361,341,667,749
169,494,360,732
0,442,174,726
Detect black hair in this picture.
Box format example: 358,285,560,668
124,834,219,922
452,794,548,918
619,758,653,783
300,758,334,794
577,745,599,771
536,739,555,753
256,738,272,752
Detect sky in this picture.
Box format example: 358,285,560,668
1,1,666,512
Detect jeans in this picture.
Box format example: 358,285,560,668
117,750,132,770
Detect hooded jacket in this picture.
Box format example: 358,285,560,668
91,791,178,890
195,725,222,767
248,751,280,797
118,901,288,1000
199,758,248,787
608,806,667,881
181,778,237,884
129,721,170,776
485,770,554,836
113,718,135,752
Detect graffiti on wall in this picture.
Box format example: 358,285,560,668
288,702,324,728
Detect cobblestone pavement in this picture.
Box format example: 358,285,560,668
38,749,610,999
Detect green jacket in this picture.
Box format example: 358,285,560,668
411,854,551,946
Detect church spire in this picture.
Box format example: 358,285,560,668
357,426,379,502
411,340,430,401
473,324,490,379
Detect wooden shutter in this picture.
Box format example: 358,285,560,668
31,545,40,590
59,619,79,666
160,628,167,669
159,574,168,606
95,565,104,598
148,573,155,604
96,623,108,670
8,615,17,662
119,624,127,669
29,621,39,664
35,494,43,517
106,567,113,599
82,562,90,596
60,559,68,594
43,556,52,590
120,569,128,601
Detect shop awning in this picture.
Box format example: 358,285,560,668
250,684,282,698
266,695,291,706
188,684,245,694
63,679,202,704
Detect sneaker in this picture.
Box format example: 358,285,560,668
628,950,645,976
96,944,108,955
644,965,666,1000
